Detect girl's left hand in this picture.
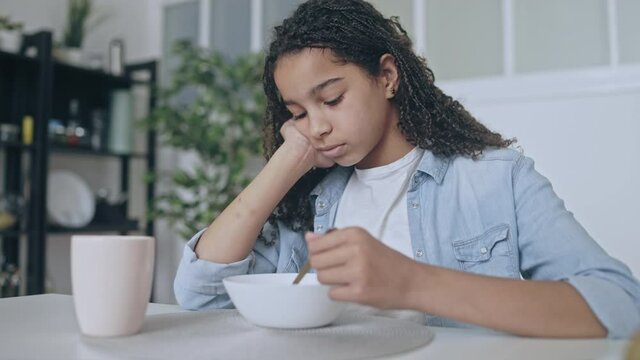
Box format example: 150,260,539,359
305,227,419,309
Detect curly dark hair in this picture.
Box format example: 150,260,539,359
261,0,514,234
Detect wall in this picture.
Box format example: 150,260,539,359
0,0,162,62
0,0,67,37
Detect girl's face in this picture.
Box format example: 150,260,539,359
273,48,413,169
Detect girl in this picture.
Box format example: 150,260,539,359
174,0,640,338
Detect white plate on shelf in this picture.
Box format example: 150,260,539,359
47,170,95,228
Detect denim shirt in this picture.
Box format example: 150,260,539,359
174,148,640,338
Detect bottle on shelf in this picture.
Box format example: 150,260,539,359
22,115,33,145
0,263,20,298
48,118,65,144
66,99,81,146
109,39,125,76
0,123,19,143
108,90,133,154
65,99,89,147
90,109,105,151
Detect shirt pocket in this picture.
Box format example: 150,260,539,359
452,224,515,277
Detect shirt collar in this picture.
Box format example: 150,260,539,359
416,150,450,185
310,149,450,196
310,166,353,198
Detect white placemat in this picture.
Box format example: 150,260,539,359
79,310,434,360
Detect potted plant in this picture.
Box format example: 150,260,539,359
55,0,107,65
144,41,265,239
0,15,24,53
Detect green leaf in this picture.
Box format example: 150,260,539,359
143,42,265,237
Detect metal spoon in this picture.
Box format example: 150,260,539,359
292,228,336,285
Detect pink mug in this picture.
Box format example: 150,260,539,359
71,235,154,337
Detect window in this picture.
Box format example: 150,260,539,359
618,0,640,64
209,0,252,58
424,0,503,80
513,0,609,73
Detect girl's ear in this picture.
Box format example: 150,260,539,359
379,53,399,99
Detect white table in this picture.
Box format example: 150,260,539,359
0,294,630,360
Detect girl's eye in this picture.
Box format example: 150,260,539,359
324,94,344,106
289,94,343,120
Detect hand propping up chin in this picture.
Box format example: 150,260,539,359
279,119,335,169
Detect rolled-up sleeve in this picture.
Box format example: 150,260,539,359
567,275,640,338
514,154,640,338
174,224,280,310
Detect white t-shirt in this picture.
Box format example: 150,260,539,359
334,147,427,325
334,147,424,258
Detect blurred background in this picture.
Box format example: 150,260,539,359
0,0,638,304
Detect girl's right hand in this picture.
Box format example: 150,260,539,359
280,119,335,169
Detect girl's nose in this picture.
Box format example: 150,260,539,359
309,113,332,138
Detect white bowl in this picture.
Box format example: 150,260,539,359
223,273,345,329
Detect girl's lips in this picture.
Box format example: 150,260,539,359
319,144,346,158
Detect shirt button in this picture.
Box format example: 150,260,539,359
416,249,424,257
316,225,324,232
480,247,488,254
411,202,420,209
317,201,326,209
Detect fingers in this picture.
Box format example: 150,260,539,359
316,265,349,286
305,230,349,268
328,284,359,302
309,243,351,269
279,120,336,169
305,229,345,254
278,119,295,138
304,227,411,308
304,229,376,305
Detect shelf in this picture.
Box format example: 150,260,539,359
0,141,33,150
50,145,147,159
1,31,157,295
0,229,26,238
47,219,140,234
0,50,38,67
53,61,131,88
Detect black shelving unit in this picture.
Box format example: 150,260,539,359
48,219,139,234
50,145,147,159
0,230,28,238
0,31,157,295
0,141,33,150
